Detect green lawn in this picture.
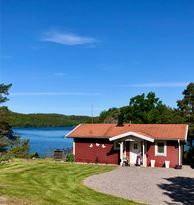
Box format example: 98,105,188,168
0,159,141,205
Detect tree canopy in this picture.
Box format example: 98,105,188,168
0,84,14,149
100,92,185,124
177,82,194,147
0,83,12,103
7,111,97,128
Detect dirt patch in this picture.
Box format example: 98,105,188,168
0,196,31,205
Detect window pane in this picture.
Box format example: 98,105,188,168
114,142,120,150
133,143,138,149
157,143,164,153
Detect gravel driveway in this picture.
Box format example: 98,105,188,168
84,166,194,205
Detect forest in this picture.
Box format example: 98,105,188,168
3,108,96,127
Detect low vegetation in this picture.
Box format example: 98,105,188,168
0,159,140,205
66,153,75,162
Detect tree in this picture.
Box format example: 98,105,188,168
177,82,194,147
0,83,31,159
8,136,30,158
126,92,162,123
0,83,14,150
0,83,12,103
99,92,184,124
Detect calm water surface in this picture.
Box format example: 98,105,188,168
13,127,73,157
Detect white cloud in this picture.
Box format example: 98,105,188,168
123,82,189,88
11,92,101,96
41,30,97,46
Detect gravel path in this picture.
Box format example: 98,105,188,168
84,166,194,205
0,196,7,205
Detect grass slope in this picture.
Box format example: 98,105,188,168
0,159,140,205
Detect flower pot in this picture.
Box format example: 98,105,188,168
150,160,155,168
165,160,170,168
175,165,182,169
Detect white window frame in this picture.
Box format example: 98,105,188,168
155,141,167,156
113,141,120,150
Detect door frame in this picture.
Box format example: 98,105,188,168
130,140,142,165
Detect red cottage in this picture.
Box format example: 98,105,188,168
66,123,188,168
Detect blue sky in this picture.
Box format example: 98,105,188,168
0,0,194,116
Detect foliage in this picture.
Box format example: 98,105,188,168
177,82,194,148
0,160,139,205
66,153,74,162
0,84,16,150
100,92,185,124
0,83,35,161
177,83,194,117
6,111,99,128
30,152,40,159
184,148,194,168
0,83,12,103
8,136,30,158
0,154,11,162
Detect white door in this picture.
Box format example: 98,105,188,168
130,141,141,165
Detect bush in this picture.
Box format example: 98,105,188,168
184,147,194,168
8,137,30,158
66,153,74,162
30,152,40,159
0,154,11,162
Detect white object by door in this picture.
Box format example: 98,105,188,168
130,141,141,165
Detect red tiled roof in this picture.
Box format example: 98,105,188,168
66,124,188,141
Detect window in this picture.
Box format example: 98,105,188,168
114,141,120,150
157,143,164,153
133,143,138,150
155,141,166,156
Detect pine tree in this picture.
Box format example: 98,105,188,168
0,83,14,150
177,82,194,148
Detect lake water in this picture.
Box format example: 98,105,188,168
13,127,73,157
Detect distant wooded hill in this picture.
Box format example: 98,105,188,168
6,109,98,128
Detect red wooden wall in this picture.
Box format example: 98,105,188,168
146,141,180,168
74,138,182,167
74,138,120,164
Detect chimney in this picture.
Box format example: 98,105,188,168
117,113,124,127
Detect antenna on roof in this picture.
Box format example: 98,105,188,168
92,104,94,124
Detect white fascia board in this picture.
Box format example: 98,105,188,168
65,124,82,137
109,131,154,142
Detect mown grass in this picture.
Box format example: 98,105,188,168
0,159,141,205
